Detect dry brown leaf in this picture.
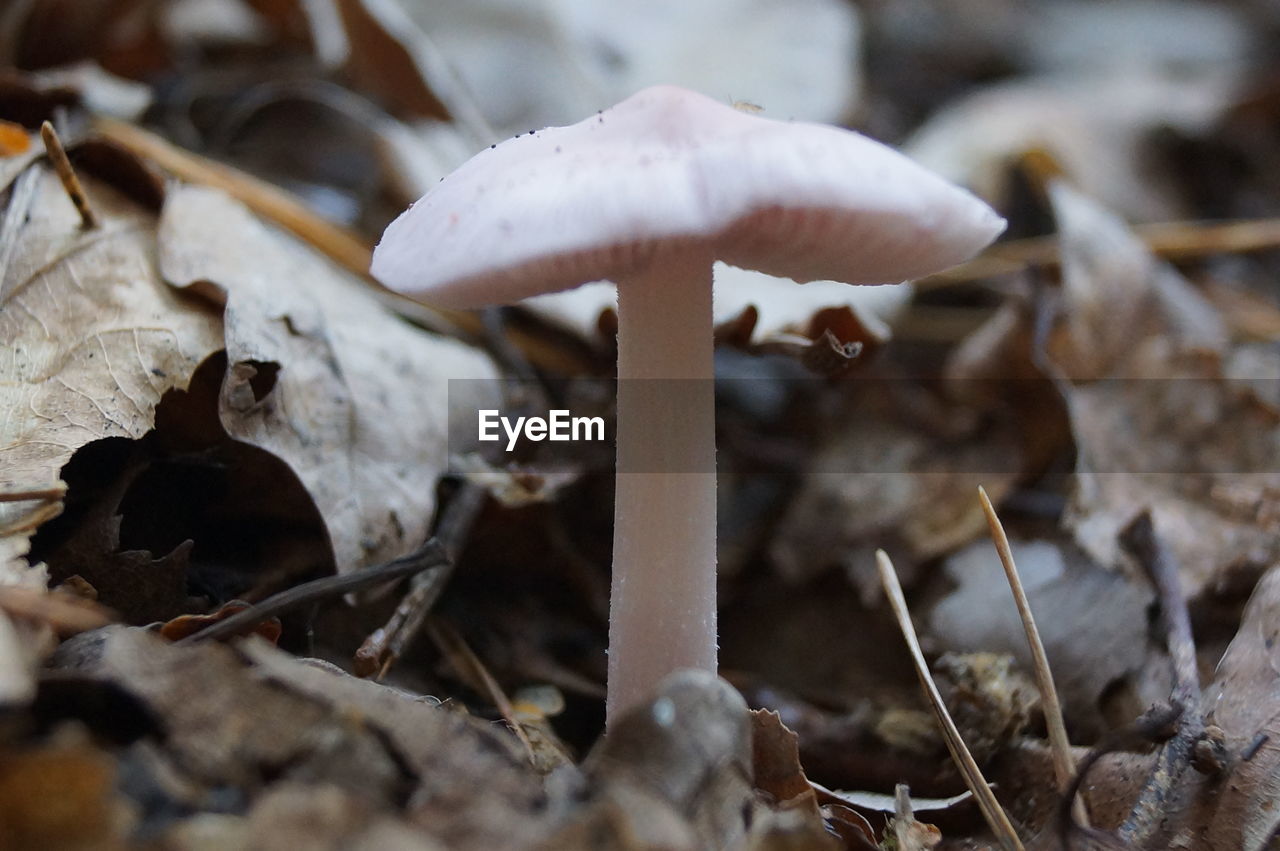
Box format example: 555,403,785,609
751,709,862,849
1043,183,1280,596
1090,568,1280,849
157,185,497,574
1045,180,1228,380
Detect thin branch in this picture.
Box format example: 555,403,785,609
1114,511,1202,846
176,539,449,645
876,549,1026,851
355,483,487,678
40,121,97,229
978,486,1089,827
1058,702,1184,850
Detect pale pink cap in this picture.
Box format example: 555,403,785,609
372,85,1005,307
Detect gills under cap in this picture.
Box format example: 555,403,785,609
372,85,1005,307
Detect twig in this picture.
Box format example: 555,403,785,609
1120,513,1199,706
40,121,97,229
876,549,1026,851
176,539,448,645
918,217,1280,289
978,486,1090,827
355,483,487,678
1114,511,1202,846
91,117,585,374
1058,702,1184,851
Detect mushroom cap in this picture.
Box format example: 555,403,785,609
372,85,1005,308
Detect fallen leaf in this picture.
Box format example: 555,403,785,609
813,785,975,815
393,0,859,136
751,709,870,848
157,185,497,574
36,447,194,625
0,158,222,576
1043,183,1280,597
238,639,560,850
243,782,448,851
0,118,30,154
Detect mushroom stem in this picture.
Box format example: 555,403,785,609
608,246,717,727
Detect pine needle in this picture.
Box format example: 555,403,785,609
876,549,1025,851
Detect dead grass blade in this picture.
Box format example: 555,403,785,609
978,486,1089,827
876,549,1025,851
425,617,537,765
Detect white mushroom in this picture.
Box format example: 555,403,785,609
372,85,1005,726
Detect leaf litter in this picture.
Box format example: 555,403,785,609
2,1,1280,849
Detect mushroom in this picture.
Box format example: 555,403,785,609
372,85,1005,726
